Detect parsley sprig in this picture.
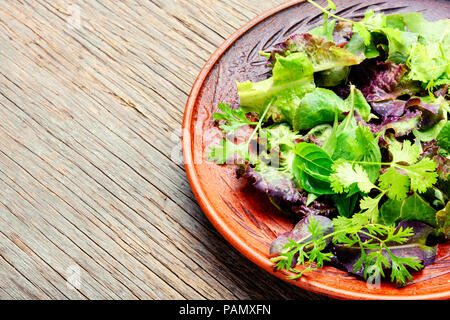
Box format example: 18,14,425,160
207,99,275,164
272,217,333,279
272,215,423,286
212,103,258,134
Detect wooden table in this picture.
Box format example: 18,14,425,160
0,0,328,300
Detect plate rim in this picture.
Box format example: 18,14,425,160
182,0,450,300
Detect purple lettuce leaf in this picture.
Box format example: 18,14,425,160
349,60,408,102
237,164,337,218
270,215,334,255
333,221,437,279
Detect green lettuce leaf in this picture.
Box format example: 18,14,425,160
402,13,450,43
356,11,419,64
437,121,450,151
408,42,449,85
293,88,347,130
237,52,315,123
263,33,365,72
379,193,437,226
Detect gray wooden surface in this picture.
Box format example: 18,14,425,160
0,0,328,300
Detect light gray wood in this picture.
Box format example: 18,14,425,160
0,0,328,300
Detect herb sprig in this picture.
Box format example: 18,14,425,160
272,215,423,286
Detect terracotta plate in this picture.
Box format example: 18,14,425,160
182,0,450,299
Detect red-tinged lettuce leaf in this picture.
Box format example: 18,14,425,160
263,33,364,72
237,52,315,124
270,215,334,255
333,220,437,279
237,164,336,217
435,84,449,98
421,140,450,180
370,100,406,118
368,109,422,137
349,60,408,103
238,163,301,204
413,97,448,142
370,96,441,120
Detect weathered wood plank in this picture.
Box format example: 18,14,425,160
0,0,328,300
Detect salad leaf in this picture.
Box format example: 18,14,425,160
436,202,450,240
357,11,418,64
263,33,364,72
389,139,421,164
387,139,439,194
237,52,315,123
403,158,439,193
379,28,418,64
351,88,373,122
330,162,376,193
272,215,335,278
378,167,410,201
345,31,380,59
413,97,448,142
408,42,449,85
303,124,333,147
331,193,359,218
353,126,382,182
379,193,437,226
371,109,422,137
333,220,435,285
293,142,335,195
325,109,381,183
314,66,350,88
212,103,257,133
270,215,334,255
241,163,303,204
293,88,348,130
402,12,450,43
351,60,407,103
437,121,450,151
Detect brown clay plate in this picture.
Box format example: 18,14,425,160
182,0,450,300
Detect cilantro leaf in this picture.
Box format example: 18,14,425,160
378,166,410,200
211,103,257,133
330,162,377,193
359,193,385,222
401,158,438,193
389,139,421,164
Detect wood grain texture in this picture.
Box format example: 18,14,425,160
0,0,330,300
183,0,450,300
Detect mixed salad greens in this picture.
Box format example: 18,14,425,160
207,0,450,286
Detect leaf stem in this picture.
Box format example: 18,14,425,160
247,98,275,143
306,0,356,25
